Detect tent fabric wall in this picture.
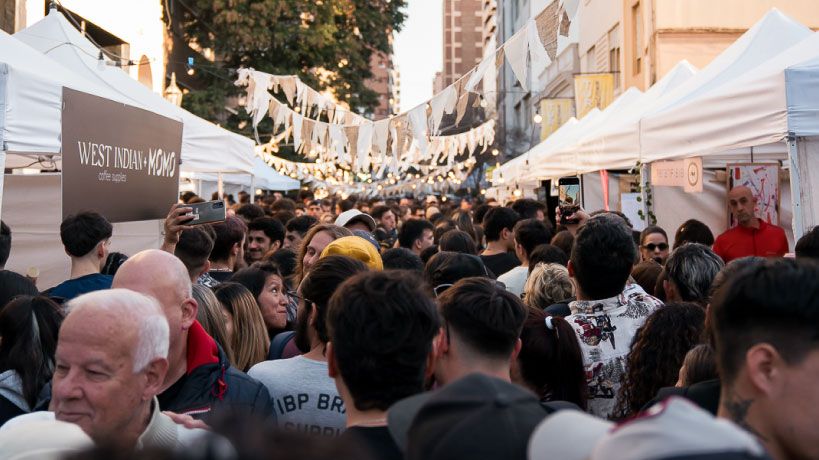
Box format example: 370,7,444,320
786,57,819,136
791,137,819,233
2,174,162,289
580,171,619,216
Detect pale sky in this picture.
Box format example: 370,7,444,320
394,0,443,113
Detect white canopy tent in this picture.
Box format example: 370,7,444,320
15,9,255,175
489,9,816,247
490,87,643,201
548,60,698,176
520,86,645,182
185,157,301,197
492,112,593,194
639,8,813,163
496,8,810,187
0,30,172,288
634,23,819,240
0,29,128,157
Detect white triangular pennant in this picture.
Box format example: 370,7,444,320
292,113,304,153
466,51,496,92
504,30,530,92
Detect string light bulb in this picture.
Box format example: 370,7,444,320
533,113,543,124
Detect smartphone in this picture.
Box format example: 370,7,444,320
558,177,582,225
186,200,226,225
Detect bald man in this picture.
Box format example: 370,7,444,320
113,249,273,421
713,186,788,263
5,289,210,450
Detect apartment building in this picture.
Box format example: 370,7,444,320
442,0,485,87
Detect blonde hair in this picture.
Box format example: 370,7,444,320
193,284,235,365
523,263,574,310
295,224,352,282
213,283,270,371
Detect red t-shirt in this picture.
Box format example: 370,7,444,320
713,220,789,263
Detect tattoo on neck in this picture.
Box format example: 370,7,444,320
724,393,768,442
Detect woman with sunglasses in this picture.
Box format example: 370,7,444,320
639,226,670,265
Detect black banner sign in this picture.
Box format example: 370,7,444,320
61,88,183,222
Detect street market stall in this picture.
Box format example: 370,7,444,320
491,9,818,248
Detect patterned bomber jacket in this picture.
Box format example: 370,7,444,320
565,282,664,419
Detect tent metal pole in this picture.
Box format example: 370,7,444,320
787,134,804,241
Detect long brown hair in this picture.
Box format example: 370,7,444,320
451,210,478,244
213,283,270,372
294,224,352,283
192,284,235,365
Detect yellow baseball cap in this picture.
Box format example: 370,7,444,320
320,236,384,271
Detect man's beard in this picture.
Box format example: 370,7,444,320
294,304,312,353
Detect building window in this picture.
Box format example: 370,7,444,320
585,45,596,73
610,47,621,88
632,2,642,76
609,24,621,89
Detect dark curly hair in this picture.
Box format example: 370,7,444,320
613,302,705,419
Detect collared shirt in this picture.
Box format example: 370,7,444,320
713,219,788,263
566,283,663,419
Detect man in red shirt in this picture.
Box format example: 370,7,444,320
713,185,788,263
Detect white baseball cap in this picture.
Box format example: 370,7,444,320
0,412,94,459
334,209,377,231
528,397,767,460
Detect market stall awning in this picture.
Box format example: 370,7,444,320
0,29,127,154
16,9,255,175
186,157,301,191
638,8,813,162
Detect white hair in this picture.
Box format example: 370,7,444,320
66,289,170,372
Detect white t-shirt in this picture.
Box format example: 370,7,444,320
498,265,529,297
249,356,346,437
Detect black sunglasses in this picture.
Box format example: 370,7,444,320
643,243,669,251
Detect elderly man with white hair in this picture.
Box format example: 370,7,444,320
113,249,273,420
1,289,211,450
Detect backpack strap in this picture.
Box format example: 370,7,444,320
267,331,296,360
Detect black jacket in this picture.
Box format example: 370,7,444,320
157,321,274,421
642,379,721,415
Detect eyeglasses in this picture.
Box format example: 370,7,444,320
287,290,313,305
433,284,453,297
643,243,669,251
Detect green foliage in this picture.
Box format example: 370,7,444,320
169,0,407,137
628,162,657,225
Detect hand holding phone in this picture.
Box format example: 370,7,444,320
186,200,227,225
163,203,194,246
558,177,582,225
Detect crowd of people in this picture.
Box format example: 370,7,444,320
0,184,818,460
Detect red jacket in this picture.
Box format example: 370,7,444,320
713,219,788,263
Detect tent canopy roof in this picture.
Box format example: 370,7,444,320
15,9,255,175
